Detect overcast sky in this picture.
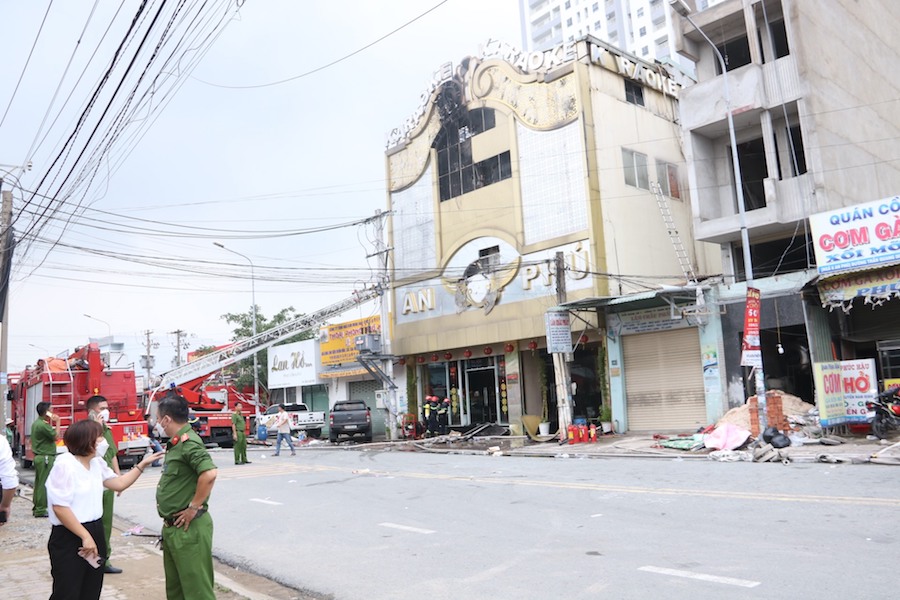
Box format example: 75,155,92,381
0,0,521,376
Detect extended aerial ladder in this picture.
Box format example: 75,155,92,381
150,286,383,403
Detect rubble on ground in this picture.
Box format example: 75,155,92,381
716,390,816,432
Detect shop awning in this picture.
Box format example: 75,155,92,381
556,286,701,313
815,263,900,311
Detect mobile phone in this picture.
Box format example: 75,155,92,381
0,510,7,523
78,548,101,568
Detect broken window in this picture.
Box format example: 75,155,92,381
655,161,681,199
433,96,507,202
733,231,812,281
774,124,808,179
733,137,768,211
622,148,649,190
761,18,790,61
624,80,644,106
715,35,752,73
479,246,500,270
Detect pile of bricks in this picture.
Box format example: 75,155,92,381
747,391,789,438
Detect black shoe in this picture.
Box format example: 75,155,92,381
244,461,252,464
34,513,48,518
104,564,123,574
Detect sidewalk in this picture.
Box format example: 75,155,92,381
399,430,900,463
0,492,306,600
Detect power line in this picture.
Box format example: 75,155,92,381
0,0,55,131
193,0,450,89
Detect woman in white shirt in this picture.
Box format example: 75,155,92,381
46,419,163,600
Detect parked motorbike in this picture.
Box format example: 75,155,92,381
866,387,900,439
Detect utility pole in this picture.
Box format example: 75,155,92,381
169,329,187,367
552,251,574,441
0,187,11,426
372,209,398,440
140,330,159,391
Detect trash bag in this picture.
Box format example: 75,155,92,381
770,432,791,448
761,426,779,444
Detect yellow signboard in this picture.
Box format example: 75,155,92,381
319,315,381,367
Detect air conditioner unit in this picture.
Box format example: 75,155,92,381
375,389,388,408
355,334,382,353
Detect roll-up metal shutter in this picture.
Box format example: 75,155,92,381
623,327,705,432
349,380,385,437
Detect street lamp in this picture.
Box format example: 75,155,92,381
83,313,112,342
670,0,766,426
28,343,50,356
213,242,259,413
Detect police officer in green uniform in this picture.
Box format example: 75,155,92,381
30,401,60,517
87,394,123,574
156,392,218,600
231,402,249,465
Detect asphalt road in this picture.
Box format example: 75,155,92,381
112,446,899,600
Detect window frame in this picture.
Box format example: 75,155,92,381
622,148,650,190
624,80,645,107
655,160,681,199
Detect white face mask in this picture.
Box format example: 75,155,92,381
99,408,111,422
96,438,110,457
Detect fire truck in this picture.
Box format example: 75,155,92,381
147,287,381,445
10,342,150,468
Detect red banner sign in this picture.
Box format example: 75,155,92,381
740,288,762,368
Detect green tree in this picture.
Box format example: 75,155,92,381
221,305,314,398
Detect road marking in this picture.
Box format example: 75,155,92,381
639,566,760,588
128,462,900,508
590,513,604,518
250,498,283,506
378,522,435,535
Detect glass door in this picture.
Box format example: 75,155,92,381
464,358,503,424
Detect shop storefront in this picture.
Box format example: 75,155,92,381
806,196,900,422
607,304,706,432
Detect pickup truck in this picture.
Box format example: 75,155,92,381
329,400,372,443
257,403,325,438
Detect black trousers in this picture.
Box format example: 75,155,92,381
48,518,106,600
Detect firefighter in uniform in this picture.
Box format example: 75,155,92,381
156,393,218,600
87,395,123,574
438,397,451,435
425,396,441,437
231,402,249,465
31,401,60,518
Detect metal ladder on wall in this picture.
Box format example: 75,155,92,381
652,181,697,284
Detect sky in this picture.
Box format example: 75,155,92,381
0,0,522,377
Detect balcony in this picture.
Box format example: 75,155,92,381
693,173,814,243
679,63,765,132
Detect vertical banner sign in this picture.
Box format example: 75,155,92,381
813,359,876,426
740,288,762,368
813,362,846,426
544,310,572,354
841,358,876,422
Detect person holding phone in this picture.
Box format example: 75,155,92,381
46,419,163,600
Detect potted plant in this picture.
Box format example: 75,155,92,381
539,364,551,436
599,403,613,434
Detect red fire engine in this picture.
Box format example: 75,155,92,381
10,343,150,468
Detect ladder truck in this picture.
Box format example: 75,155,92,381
147,287,382,446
